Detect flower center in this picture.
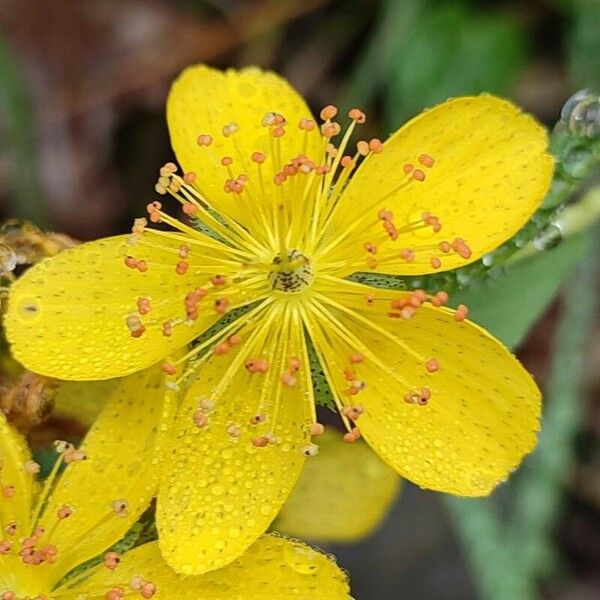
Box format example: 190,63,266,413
268,249,313,293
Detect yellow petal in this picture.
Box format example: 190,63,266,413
6,233,249,380
275,429,401,543
38,363,170,574
305,277,541,496
167,65,323,242
319,95,553,276
65,536,351,599
157,307,313,574
0,411,35,532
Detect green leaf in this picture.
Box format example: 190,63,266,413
384,3,526,126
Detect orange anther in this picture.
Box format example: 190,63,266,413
281,371,297,387
183,172,196,184
341,155,354,168
228,334,242,345
350,353,365,364
197,134,213,146
274,172,287,185
251,151,266,164
363,241,377,254
214,298,230,314
210,274,227,286
430,257,442,269
124,256,137,269
136,260,148,273
182,202,198,215
161,363,176,375
320,105,338,120
213,342,230,355
403,163,413,174
418,153,435,168
271,126,286,138
289,357,302,372
310,422,325,436
455,304,469,322
193,410,209,428
348,108,366,123
438,241,451,253
435,290,449,305
399,248,415,262
425,358,440,373
176,261,189,275
357,140,370,156
369,138,383,153
221,156,233,166
321,122,341,138
378,209,393,221
343,427,362,443
252,437,269,448
365,294,374,305
413,169,425,181
343,368,356,382
299,117,316,131
400,306,415,320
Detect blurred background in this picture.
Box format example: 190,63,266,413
0,1,599,599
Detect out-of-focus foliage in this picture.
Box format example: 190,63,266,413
275,430,401,543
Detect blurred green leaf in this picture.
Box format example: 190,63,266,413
0,39,48,227
384,3,526,126
567,0,600,89
450,231,590,348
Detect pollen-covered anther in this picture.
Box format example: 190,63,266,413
226,423,242,439
343,368,356,382
162,320,174,337
369,138,383,153
210,274,227,286
350,353,365,364
0,540,12,554
348,108,366,123
104,551,121,571
228,333,241,345
192,410,209,428
137,297,151,315
299,117,316,131
64,448,87,463
23,460,40,474
413,169,426,182
182,202,198,216
289,356,302,372
54,440,73,454
430,290,449,307
341,155,355,169
214,297,230,314
213,341,230,355
342,405,364,420
251,151,266,164
281,371,297,387
365,294,374,305
5,522,17,535
146,201,163,222
452,237,472,259
310,422,325,436
126,315,146,338
161,362,176,376
430,257,442,269
418,153,435,168
425,358,441,373
301,443,319,457
178,244,190,259
320,105,338,120
399,248,414,263
57,505,73,519
131,217,147,237
343,427,362,443
363,242,377,254
438,241,451,253
252,436,269,448
357,140,370,156
404,387,431,406
455,304,469,322
249,413,266,426
175,260,189,275
111,499,129,517
222,122,239,137
422,211,442,233
140,582,157,598
321,122,341,138
377,209,393,222
1,590,15,600
197,134,213,146
348,380,366,395
183,172,196,185
105,586,126,600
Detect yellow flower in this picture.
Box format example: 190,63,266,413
5,65,553,574
0,365,350,599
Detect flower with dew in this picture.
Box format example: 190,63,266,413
0,364,350,599
5,65,553,574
